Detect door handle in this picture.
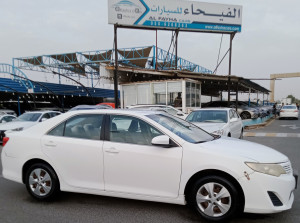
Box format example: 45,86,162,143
105,148,119,154
44,141,56,147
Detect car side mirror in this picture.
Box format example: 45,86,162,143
41,118,48,122
177,112,184,116
230,118,238,123
151,135,172,148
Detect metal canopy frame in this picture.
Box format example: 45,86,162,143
113,24,237,108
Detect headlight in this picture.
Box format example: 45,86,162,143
245,162,286,177
12,127,24,131
212,129,224,135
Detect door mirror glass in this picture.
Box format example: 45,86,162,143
151,135,171,147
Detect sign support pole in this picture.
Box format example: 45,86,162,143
114,24,119,109
227,32,235,106
175,29,179,70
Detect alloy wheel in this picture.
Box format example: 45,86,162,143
29,168,52,197
196,182,232,217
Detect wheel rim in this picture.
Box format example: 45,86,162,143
196,182,232,217
29,168,52,197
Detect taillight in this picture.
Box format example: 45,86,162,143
294,110,298,112
2,137,9,147
280,110,284,112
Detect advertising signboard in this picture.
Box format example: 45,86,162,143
108,0,242,32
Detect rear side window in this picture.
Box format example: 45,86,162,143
47,114,104,140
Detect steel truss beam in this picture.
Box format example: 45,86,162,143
12,46,212,78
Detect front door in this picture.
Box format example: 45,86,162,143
103,115,182,198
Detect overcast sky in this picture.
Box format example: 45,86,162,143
1,0,300,101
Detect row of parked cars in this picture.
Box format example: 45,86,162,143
202,101,273,119
1,103,297,222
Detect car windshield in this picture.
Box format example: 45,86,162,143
14,113,42,122
186,110,228,123
282,106,297,110
147,114,215,143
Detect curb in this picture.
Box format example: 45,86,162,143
244,117,275,130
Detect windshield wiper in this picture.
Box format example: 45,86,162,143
212,135,221,140
194,140,207,144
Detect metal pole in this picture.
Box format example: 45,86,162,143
227,33,235,106
175,29,179,70
114,24,119,109
17,95,21,115
155,29,158,70
236,82,238,111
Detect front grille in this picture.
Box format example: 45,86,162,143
281,162,292,175
268,191,283,206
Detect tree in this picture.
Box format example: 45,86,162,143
287,94,300,104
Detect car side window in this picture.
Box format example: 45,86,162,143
229,110,234,119
48,122,65,136
109,115,163,146
48,114,104,140
40,113,51,121
233,110,239,118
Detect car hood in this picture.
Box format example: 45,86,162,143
200,137,288,163
0,121,37,131
193,122,225,133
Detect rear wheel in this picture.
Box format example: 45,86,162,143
187,175,241,222
25,163,60,201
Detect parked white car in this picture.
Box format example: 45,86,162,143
279,105,299,120
0,114,16,124
126,104,187,119
1,110,297,222
186,108,244,138
0,109,17,116
0,111,61,143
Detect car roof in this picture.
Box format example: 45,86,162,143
67,109,163,116
191,107,231,111
127,104,168,108
23,110,61,114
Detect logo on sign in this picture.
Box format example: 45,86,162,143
112,0,143,20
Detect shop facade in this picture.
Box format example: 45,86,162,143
120,79,201,113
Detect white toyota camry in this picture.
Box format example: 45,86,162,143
1,110,297,222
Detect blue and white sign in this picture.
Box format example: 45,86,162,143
108,0,242,32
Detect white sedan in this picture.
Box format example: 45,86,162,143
0,111,61,144
1,110,297,222
279,105,299,120
186,108,244,138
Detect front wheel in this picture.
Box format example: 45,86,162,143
25,163,60,201
187,175,241,222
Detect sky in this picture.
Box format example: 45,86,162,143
1,0,300,101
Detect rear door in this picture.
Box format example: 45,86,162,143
41,114,105,190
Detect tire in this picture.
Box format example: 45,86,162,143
25,163,60,201
227,133,231,137
240,112,251,120
187,175,241,222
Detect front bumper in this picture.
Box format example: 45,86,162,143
239,171,297,214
